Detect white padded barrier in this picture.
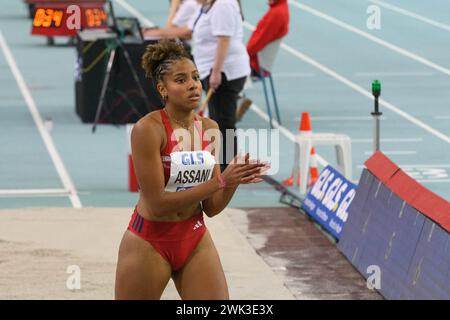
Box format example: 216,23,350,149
293,133,352,195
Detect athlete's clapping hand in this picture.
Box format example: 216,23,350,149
221,153,270,188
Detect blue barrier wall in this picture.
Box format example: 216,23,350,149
338,152,450,300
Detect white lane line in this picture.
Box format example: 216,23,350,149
276,41,450,144
117,0,450,163
357,165,450,183
416,179,450,184
0,30,82,208
298,116,387,121
354,71,434,77
358,164,450,169
399,164,450,168
241,24,450,146
289,0,450,76
114,0,155,27
369,0,450,32
364,150,417,155
115,0,329,168
273,72,315,78
353,138,423,143
0,189,69,197
121,0,450,147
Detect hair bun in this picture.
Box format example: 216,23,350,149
142,39,189,80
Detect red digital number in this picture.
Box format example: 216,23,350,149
33,8,64,28
33,8,46,27
85,8,108,28
42,9,53,28
96,9,108,27
85,8,94,27
53,10,64,27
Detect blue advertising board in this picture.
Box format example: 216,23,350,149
337,168,450,299
301,165,356,239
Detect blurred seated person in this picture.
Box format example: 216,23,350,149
167,0,200,27
143,0,200,46
236,0,289,122
167,0,182,27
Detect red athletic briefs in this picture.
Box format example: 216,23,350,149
127,207,206,270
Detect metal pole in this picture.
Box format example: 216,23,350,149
371,80,382,153
92,44,117,133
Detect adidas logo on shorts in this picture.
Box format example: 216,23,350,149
193,220,203,231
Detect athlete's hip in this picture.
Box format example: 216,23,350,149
128,206,206,241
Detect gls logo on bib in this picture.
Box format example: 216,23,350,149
165,151,215,192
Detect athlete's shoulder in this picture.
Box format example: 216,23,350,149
137,109,165,127
132,110,165,140
198,116,219,130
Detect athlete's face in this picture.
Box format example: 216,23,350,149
159,58,202,110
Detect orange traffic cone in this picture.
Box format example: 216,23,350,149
281,172,298,186
308,146,319,186
299,111,312,133
282,112,316,187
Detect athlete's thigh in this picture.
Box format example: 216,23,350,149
115,230,172,300
172,230,229,300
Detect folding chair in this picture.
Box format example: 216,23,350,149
257,38,283,128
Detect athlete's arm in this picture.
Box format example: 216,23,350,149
167,0,182,27
201,120,265,217
201,165,236,217
201,159,265,217
143,27,192,40
209,36,230,90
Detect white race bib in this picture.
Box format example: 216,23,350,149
165,150,216,192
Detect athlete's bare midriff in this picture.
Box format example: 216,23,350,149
136,197,203,222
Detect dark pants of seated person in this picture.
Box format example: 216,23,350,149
251,67,270,81
251,67,260,79
202,73,247,172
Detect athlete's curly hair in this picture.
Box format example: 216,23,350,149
141,39,191,88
